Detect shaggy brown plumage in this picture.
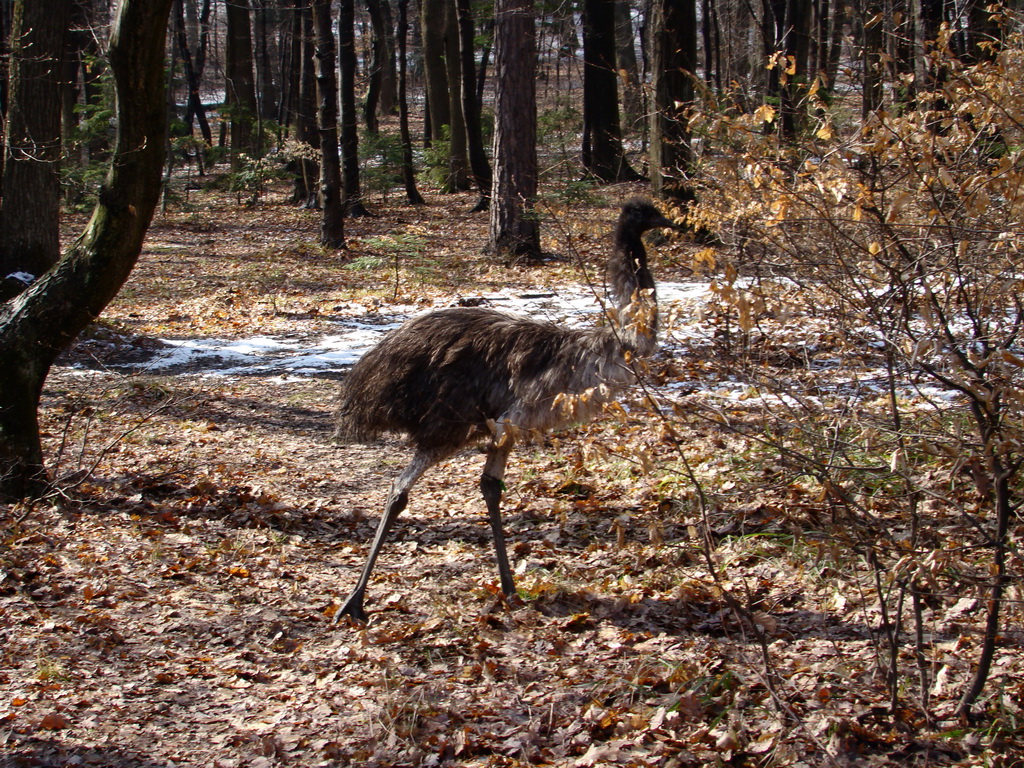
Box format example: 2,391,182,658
333,199,678,623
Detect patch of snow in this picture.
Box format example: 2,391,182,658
109,282,711,378
64,278,968,413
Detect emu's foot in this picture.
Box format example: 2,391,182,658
333,593,369,625
482,582,521,612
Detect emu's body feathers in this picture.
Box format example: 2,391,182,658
334,308,636,450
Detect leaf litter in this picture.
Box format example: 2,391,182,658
1,185,1019,766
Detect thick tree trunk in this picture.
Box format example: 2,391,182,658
310,0,345,246
0,0,174,499
489,0,540,260
0,0,72,288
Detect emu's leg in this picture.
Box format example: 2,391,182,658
480,444,515,597
336,448,445,624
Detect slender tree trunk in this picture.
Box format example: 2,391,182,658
825,0,845,89
339,0,369,215
0,0,175,499
310,0,345,246
489,0,540,260
762,0,784,125
861,0,884,118
614,0,642,129
421,0,469,190
781,0,812,137
364,0,397,132
226,0,259,161
279,0,298,124
477,17,493,106
253,0,279,120
295,0,319,206
0,0,72,290
581,0,641,181
193,0,212,85
700,0,716,93
60,0,88,160
959,457,1014,717
421,0,451,146
649,0,695,197
911,0,942,99
443,0,470,191
457,0,493,209
397,0,425,204
175,0,213,144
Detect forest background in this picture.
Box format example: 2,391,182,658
2,0,1024,765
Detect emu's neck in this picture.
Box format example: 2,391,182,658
606,228,658,355
608,236,655,306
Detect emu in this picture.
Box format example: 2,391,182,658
333,198,679,623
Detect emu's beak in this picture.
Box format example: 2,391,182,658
657,215,684,232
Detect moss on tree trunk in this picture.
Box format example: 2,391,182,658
0,0,174,499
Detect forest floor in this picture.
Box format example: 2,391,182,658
1,180,1022,767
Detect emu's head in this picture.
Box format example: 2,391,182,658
615,198,680,243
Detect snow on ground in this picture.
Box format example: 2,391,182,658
101,282,716,379
66,279,961,411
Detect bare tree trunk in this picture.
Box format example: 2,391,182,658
339,0,369,215
226,0,259,161
614,0,642,129
0,0,72,290
364,0,397,132
489,0,540,260
762,0,784,124
397,0,425,204
781,0,812,137
911,0,942,100
701,0,722,94
294,0,319,206
193,0,212,90
0,0,175,499
61,0,96,164
421,0,451,146
175,0,213,144
443,0,470,191
457,0,493,209
253,0,280,121
310,0,345,246
649,0,695,197
861,0,884,118
422,0,469,190
581,0,641,182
